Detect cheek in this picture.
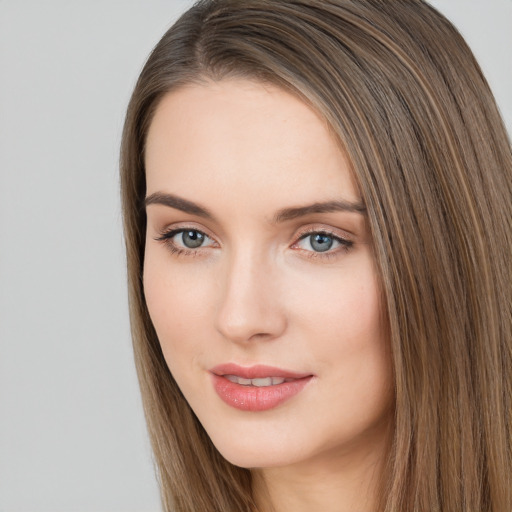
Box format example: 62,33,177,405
321,286,381,342
292,258,384,351
142,250,214,367
294,261,391,397
331,276,388,374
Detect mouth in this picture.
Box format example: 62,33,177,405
223,375,293,386
210,364,314,411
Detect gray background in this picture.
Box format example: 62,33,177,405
0,1,510,511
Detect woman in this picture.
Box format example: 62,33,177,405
120,1,512,510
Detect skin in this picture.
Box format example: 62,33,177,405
143,79,394,512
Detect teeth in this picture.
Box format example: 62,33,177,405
225,375,286,387
252,377,272,387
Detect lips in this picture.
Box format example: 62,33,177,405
210,364,313,411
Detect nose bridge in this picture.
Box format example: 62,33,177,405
215,243,286,343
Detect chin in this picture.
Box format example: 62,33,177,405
216,444,298,469
204,426,312,469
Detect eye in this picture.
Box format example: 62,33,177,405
293,231,353,255
156,227,216,254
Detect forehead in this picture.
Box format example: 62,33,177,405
145,79,360,208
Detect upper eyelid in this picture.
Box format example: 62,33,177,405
293,224,354,241
156,223,217,240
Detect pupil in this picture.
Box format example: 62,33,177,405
311,234,333,252
183,230,204,248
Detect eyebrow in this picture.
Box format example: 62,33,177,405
272,199,366,223
144,192,366,223
145,192,215,219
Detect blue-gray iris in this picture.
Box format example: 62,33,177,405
311,234,333,252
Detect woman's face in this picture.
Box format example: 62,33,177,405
143,79,393,470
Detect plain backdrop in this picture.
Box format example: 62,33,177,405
0,1,510,511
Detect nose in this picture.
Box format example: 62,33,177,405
214,248,287,344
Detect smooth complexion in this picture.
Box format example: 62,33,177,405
143,79,393,512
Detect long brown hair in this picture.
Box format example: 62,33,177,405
120,1,512,510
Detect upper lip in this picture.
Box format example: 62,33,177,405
210,363,313,380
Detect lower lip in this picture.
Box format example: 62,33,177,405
211,374,313,411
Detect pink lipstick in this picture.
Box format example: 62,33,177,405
210,364,313,412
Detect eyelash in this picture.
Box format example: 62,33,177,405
155,228,213,258
155,227,354,260
293,229,353,260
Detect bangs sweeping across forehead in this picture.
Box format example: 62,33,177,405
120,1,512,511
